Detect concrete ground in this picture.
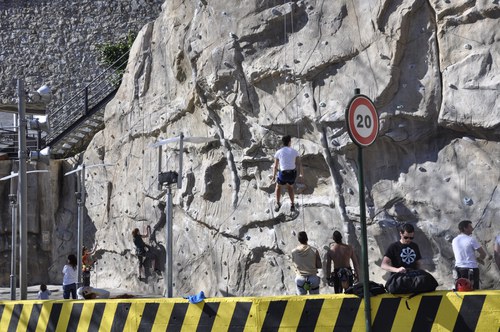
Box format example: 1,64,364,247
0,285,161,301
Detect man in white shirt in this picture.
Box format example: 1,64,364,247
452,220,487,289
272,135,303,212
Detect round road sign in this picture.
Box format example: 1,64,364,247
345,95,379,147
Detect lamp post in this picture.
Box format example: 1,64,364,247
166,183,173,297
17,79,29,300
13,78,53,299
1,169,50,300
9,189,18,301
152,132,217,297
65,163,113,286
76,165,86,284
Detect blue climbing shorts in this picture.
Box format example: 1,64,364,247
277,169,297,185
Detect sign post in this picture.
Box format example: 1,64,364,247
345,89,379,332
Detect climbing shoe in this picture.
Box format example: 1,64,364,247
274,202,281,212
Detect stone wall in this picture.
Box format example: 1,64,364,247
0,0,164,120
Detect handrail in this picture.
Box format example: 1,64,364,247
86,50,129,87
46,49,130,145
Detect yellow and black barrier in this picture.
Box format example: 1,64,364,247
0,291,499,331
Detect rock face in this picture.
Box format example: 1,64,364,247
1,0,500,296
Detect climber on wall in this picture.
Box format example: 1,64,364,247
272,135,303,213
82,242,98,287
132,226,160,279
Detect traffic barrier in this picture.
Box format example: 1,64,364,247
0,291,499,331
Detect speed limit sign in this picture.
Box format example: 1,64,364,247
345,95,379,147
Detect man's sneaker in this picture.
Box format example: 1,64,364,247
274,202,281,212
290,203,296,212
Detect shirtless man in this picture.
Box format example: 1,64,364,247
325,231,360,293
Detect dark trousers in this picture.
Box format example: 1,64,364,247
82,270,91,287
332,267,354,294
455,267,480,289
63,283,77,299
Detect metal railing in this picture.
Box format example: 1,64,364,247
0,127,41,159
45,50,130,146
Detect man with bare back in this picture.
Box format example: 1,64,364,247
325,231,360,293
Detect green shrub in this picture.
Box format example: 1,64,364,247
96,32,135,73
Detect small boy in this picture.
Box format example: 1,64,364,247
37,284,51,299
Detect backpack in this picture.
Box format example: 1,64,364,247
385,269,438,295
345,281,386,298
455,278,473,292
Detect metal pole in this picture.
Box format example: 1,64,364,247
76,165,86,286
157,147,163,190
84,86,89,115
166,185,173,297
178,133,183,189
9,187,18,300
17,79,28,300
358,146,372,331
354,88,372,331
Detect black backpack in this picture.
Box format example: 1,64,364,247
345,281,386,297
385,269,438,295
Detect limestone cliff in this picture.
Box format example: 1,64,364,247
79,0,499,296
2,0,500,296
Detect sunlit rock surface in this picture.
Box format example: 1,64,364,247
1,0,499,296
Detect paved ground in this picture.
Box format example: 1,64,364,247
0,285,159,301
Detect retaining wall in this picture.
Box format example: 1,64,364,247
0,291,499,331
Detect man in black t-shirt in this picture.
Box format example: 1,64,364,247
381,223,422,273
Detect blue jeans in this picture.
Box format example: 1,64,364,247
295,275,320,295
63,283,77,299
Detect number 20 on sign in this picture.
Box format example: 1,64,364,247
346,95,379,147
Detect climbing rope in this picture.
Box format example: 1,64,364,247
286,0,305,229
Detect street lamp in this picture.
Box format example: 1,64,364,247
151,132,217,297
64,163,113,286
8,191,17,300
15,78,52,300
0,169,49,300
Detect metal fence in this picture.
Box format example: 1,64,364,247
45,50,129,146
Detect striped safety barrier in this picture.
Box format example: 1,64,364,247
0,290,499,331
